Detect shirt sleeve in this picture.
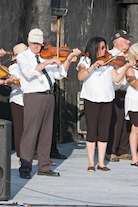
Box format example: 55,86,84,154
45,64,67,80
9,63,20,78
17,52,42,81
76,56,91,70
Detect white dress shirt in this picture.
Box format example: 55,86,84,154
76,56,115,103
9,63,23,106
17,47,67,94
109,47,127,91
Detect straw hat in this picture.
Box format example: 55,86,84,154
11,43,28,61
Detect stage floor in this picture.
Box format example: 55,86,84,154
0,141,138,207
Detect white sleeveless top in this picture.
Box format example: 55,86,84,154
76,56,115,102
125,67,138,120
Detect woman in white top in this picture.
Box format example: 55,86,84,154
76,37,135,172
125,43,138,166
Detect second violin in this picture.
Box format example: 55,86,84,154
40,45,89,62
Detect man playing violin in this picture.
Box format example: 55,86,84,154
17,28,81,179
106,29,132,162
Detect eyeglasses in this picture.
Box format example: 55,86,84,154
99,45,107,50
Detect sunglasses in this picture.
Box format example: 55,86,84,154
99,45,107,50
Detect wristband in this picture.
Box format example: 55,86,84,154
66,59,71,63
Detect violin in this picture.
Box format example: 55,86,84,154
97,52,130,68
40,45,89,62
0,65,21,87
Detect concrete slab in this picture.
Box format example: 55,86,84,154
0,141,138,207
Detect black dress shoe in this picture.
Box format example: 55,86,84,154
20,172,31,179
50,152,67,159
37,170,60,176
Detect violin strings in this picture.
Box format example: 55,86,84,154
103,49,127,66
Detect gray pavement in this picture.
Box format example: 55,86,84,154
0,141,138,207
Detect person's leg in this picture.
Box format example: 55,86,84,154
10,102,23,158
37,94,60,176
106,91,127,161
84,100,100,171
128,111,138,165
97,102,112,169
37,95,55,172
86,141,96,167
97,141,107,167
129,125,138,164
19,93,46,176
50,93,67,159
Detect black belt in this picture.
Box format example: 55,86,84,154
36,90,53,95
117,89,126,93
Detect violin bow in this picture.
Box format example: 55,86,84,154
103,49,127,66
57,17,60,60
0,65,10,76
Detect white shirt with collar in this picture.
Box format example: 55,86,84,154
108,47,127,91
9,63,23,106
17,47,67,94
76,56,115,103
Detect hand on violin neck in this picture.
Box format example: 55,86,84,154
126,60,136,69
67,48,81,60
70,56,78,63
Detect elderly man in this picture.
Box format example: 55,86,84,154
106,29,132,162
17,28,81,179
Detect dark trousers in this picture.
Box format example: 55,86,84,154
107,91,131,156
19,93,55,173
10,102,23,157
84,100,112,142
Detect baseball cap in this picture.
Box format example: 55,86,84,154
28,28,43,44
111,29,132,41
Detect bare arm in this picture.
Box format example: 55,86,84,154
126,67,138,90
35,58,61,72
78,60,104,81
35,48,81,73
62,48,81,72
112,60,136,83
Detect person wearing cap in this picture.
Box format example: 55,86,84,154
10,43,57,167
106,29,132,162
17,28,81,179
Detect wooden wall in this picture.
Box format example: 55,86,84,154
0,0,138,146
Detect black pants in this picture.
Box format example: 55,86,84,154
84,100,112,142
107,91,131,156
10,102,23,157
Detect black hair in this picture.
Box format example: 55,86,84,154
85,37,106,64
